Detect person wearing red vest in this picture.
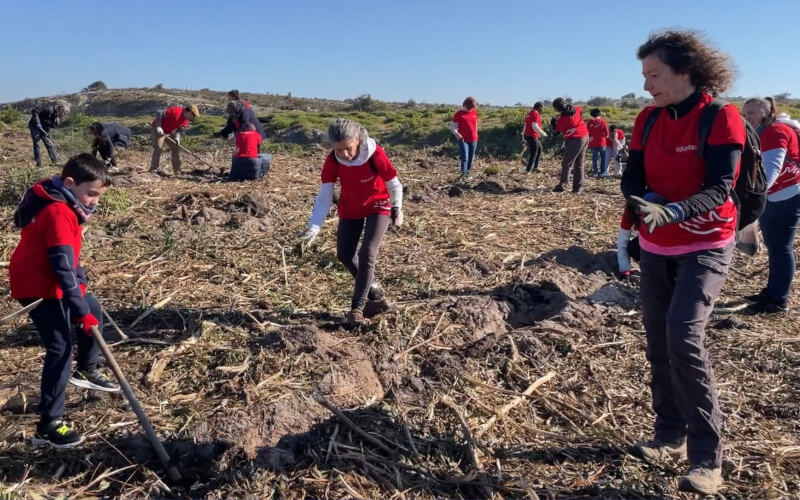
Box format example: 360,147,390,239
450,97,479,177
150,104,199,174
587,108,610,176
621,31,745,496
522,102,547,173
301,119,404,326
230,123,271,181
552,98,589,193
741,97,800,313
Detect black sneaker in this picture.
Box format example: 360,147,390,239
552,185,565,193
744,299,787,315
32,420,84,449
744,289,768,302
70,369,120,392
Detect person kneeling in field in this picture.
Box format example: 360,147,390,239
301,119,404,326
9,154,119,449
230,123,271,181
89,122,131,168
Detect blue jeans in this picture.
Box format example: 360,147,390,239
458,140,477,174
759,194,800,304
590,147,606,175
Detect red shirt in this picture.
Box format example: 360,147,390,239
760,122,800,195
524,110,542,138
321,144,398,219
10,186,82,300
555,106,589,139
630,93,745,255
453,109,479,142
587,118,609,147
234,130,262,158
620,208,634,230
153,106,189,134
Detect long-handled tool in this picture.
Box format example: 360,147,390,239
1,298,43,324
163,136,217,170
90,325,182,482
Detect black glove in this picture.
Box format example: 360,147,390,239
628,195,684,234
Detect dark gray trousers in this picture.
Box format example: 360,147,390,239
640,244,733,468
558,136,589,192
337,214,390,310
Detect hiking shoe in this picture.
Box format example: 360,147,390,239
32,420,84,449
634,438,687,463
572,188,582,194
70,369,120,392
345,309,365,326
552,185,565,193
744,289,768,302
744,299,787,315
679,466,722,495
363,299,392,319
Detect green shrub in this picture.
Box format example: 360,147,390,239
0,106,22,124
484,165,501,175
84,81,108,91
61,111,93,129
0,167,41,206
98,187,132,215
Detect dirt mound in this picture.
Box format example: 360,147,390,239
278,125,327,145
474,179,506,194
495,281,570,327
405,183,440,203
539,246,617,277
585,283,637,309
434,295,510,345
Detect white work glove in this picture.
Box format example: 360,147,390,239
391,207,404,227
616,228,632,276
300,226,320,246
156,126,165,136
172,132,181,145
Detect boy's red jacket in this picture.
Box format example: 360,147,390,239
9,179,90,317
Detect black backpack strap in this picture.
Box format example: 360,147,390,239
697,99,725,157
640,107,662,148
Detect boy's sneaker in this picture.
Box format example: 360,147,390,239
679,466,722,495
744,288,768,302
552,185,565,193
633,438,687,463
32,420,84,449
70,369,120,392
744,299,787,315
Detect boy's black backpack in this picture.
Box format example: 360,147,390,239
640,99,766,230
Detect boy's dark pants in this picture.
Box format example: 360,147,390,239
23,294,103,424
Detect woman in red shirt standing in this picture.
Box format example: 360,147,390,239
621,30,745,496
587,108,610,177
522,102,547,173
301,119,404,325
552,98,589,193
450,97,479,177
741,97,800,313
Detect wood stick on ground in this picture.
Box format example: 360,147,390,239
312,391,397,457
129,291,177,328
475,371,556,438
102,306,129,340
439,395,482,470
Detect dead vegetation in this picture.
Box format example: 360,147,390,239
0,132,798,499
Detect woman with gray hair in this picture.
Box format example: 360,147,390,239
301,119,404,325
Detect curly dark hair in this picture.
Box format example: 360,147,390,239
637,30,735,96
462,96,477,110
552,97,566,112
590,108,601,117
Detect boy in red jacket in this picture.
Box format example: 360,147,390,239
9,153,119,448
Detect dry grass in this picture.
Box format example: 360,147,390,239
0,132,798,499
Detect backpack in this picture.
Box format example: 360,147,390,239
640,99,766,230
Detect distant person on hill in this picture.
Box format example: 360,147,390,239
621,30,745,496
608,125,627,175
29,104,67,167
216,100,265,141
88,122,131,168
740,97,800,314
300,119,404,326
450,97,479,177
552,97,589,193
150,104,199,175
522,102,547,173
587,108,610,176
230,123,271,181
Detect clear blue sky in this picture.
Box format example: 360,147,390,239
2,0,798,106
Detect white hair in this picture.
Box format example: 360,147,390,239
328,118,368,144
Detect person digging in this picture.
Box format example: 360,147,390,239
301,119,404,326
150,104,199,175
29,103,67,168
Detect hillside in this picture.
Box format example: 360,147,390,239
0,89,798,499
